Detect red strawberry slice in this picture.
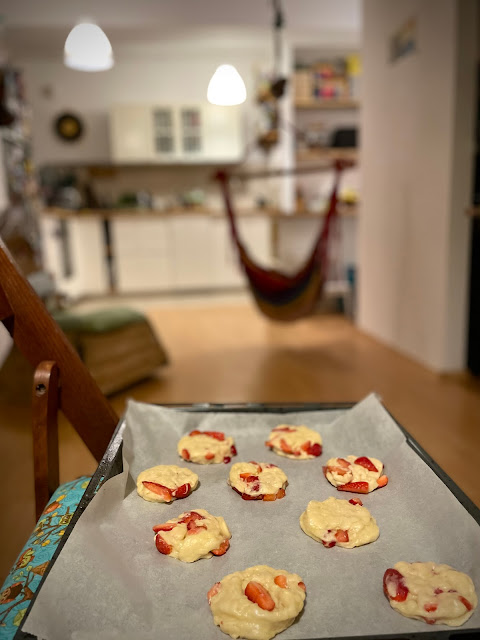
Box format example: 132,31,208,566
354,456,378,472
307,443,322,456
383,568,409,602
337,458,351,468
434,588,444,594
265,440,274,448
211,539,230,556
321,539,336,548
181,448,190,460
298,581,306,591
280,439,293,453
274,575,287,588
204,431,225,441
422,617,436,625
207,582,221,604
186,521,207,534
173,483,191,499
245,581,275,611
458,596,473,611
377,475,389,487
155,534,173,555
276,487,286,499
248,462,263,474
178,511,205,525
322,465,328,477
152,523,176,532
337,481,369,494
223,456,231,464
335,529,349,543
240,473,259,482
424,603,437,613
273,426,296,432
205,452,215,460
349,498,363,506
142,481,173,502
230,445,237,456
189,430,202,436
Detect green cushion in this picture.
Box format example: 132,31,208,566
0,476,92,638
53,307,146,334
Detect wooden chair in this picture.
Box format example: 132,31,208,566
0,235,118,519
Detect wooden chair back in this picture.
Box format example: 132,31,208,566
0,236,118,517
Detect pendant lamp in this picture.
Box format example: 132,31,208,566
207,64,246,106
64,22,114,72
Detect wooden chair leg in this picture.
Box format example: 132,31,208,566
32,361,60,521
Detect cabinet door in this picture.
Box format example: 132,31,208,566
151,107,178,161
168,215,213,288
110,105,154,162
202,104,243,162
178,106,203,160
209,218,244,288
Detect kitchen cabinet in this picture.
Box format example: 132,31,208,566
110,103,244,164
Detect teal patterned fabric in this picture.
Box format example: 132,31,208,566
0,476,91,639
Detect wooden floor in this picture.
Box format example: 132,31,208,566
1,302,480,582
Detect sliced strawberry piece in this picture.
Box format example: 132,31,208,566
223,456,231,464
263,493,276,501
248,462,263,474
181,448,190,460
211,539,230,556
265,463,278,468
142,481,173,502
354,456,378,472
377,475,389,487
172,483,191,499
189,430,202,436
153,523,176,532
307,443,322,456
337,481,369,494
245,581,275,611
301,441,311,452
383,568,409,602
242,493,262,500
280,439,293,453
274,575,287,588
458,596,473,611
251,483,261,492
155,534,173,555
230,445,237,456
265,441,274,448
276,487,286,499
422,617,436,625
335,529,349,543
207,582,221,604
434,588,444,594
424,603,437,613
186,523,207,535
205,452,215,460
349,497,363,506
322,465,328,477
204,431,225,441
328,466,349,476
273,426,296,432
178,511,205,525
240,473,259,482
298,581,306,591
321,539,336,548
337,458,351,468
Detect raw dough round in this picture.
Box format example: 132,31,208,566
383,561,477,627
299,496,379,548
178,430,237,464
323,455,388,493
153,509,231,563
208,565,306,640
136,465,199,503
265,425,322,459
229,462,288,501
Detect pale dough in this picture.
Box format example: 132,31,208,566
228,462,288,501
265,425,322,459
208,565,306,640
136,465,199,503
153,509,231,563
324,455,387,493
177,430,237,464
299,496,379,548
384,561,477,627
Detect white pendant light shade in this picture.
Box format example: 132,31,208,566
64,22,114,72
207,64,246,106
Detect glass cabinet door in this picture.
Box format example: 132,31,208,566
152,108,175,155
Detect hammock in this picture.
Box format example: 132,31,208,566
215,162,346,322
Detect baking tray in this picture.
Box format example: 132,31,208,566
15,402,480,640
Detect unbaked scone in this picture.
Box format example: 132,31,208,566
137,465,199,503
178,430,237,464
383,561,477,627
153,509,231,562
208,565,306,640
265,425,322,459
299,496,379,548
229,462,288,501
323,455,388,493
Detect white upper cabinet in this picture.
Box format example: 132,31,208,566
110,103,244,164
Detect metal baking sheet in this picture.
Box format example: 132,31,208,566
17,394,480,639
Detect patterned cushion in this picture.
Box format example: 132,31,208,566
0,476,91,639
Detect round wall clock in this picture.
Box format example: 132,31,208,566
54,112,84,142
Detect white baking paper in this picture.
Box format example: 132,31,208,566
22,393,480,639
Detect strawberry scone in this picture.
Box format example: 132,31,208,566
383,562,477,627
208,565,306,640
153,509,231,562
228,461,288,501
299,496,379,549
136,464,199,503
323,455,388,493
178,429,237,464
265,425,322,459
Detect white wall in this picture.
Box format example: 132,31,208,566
358,0,477,372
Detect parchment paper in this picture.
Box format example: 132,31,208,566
22,394,480,639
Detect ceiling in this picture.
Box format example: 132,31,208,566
0,0,362,59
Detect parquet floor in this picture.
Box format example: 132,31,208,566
1,301,480,582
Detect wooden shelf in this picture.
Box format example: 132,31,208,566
296,147,358,163
294,98,360,110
